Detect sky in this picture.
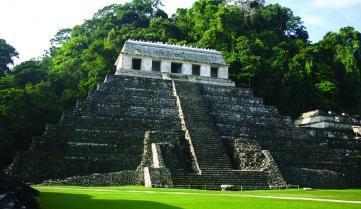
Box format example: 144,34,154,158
0,0,360,64
271,0,361,41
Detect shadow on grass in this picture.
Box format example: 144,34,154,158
38,191,183,209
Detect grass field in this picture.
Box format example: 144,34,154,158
34,186,361,209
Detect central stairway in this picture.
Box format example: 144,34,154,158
174,80,233,171
169,80,270,189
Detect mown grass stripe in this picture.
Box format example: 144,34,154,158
34,186,361,204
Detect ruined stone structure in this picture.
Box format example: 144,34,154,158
295,110,361,130
293,110,361,187
10,41,361,189
115,40,229,79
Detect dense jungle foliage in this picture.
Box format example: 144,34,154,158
1,0,361,168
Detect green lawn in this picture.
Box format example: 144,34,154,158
34,186,361,209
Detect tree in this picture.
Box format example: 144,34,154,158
0,38,18,76
10,60,48,86
0,88,25,168
226,0,265,24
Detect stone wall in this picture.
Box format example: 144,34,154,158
262,150,287,188
295,110,361,187
223,138,286,188
225,138,267,170
11,75,181,183
197,83,360,188
283,168,347,188
138,131,182,187
143,167,173,188
57,170,139,186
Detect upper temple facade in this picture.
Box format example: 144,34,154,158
115,40,229,79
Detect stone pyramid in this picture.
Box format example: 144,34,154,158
10,70,361,189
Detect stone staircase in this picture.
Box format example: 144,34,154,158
174,80,233,171
168,80,271,189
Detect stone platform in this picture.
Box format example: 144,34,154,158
10,72,361,189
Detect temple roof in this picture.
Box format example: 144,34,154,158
120,40,227,65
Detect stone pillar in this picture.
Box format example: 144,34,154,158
200,64,211,77
116,55,123,71
151,143,163,168
161,60,171,73
218,66,229,79
142,57,152,72
122,55,132,70
144,167,152,187
182,62,192,75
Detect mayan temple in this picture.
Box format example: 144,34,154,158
11,40,361,189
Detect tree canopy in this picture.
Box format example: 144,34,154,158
0,38,18,77
1,0,361,168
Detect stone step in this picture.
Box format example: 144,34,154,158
73,104,178,116
66,143,143,154
63,112,179,124
65,118,180,131
92,88,174,98
212,114,293,126
88,94,176,103
197,84,253,97
202,94,263,104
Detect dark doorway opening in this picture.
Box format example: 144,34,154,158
171,62,182,74
132,58,142,70
152,60,161,72
211,67,218,78
192,65,201,76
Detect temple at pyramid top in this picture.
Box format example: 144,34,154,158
115,40,229,79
